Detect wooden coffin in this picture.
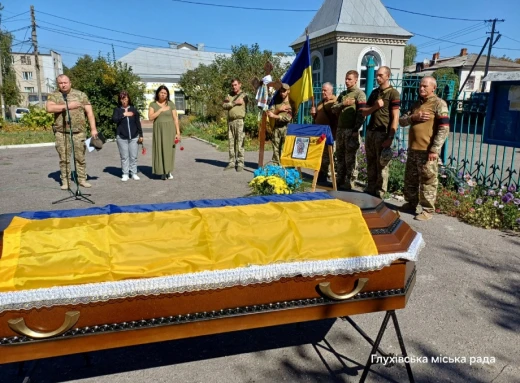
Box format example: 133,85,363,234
0,192,422,364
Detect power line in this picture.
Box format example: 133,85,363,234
37,26,226,62
503,35,520,45
6,25,32,34
2,11,30,21
18,26,31,53
417,36,487,56
36,10,231,51
169,0,493,23
170,0,316,12
385,6,487,22
416,23,487,49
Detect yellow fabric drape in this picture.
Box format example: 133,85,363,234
0,199,377,292
281,135,326,170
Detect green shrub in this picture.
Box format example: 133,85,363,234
244,112,259,137
19,106,54,131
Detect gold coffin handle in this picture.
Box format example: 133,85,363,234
318,278,369,301
8,311,80,339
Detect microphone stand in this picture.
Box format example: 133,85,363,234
52,92,95,205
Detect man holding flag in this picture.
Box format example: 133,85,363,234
266,34,314,163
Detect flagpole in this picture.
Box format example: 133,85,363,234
306,29,316,113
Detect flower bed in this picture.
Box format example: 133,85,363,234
437,171,520,231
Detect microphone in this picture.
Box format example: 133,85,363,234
62,91,68,101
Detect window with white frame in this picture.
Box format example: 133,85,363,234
22,72,33,80
359,51,382,91
21,56,32,65
465,75,475,90
24,87,35,92
174,91,186,111
312,56,321,86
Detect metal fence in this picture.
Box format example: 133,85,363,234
297,76,519,189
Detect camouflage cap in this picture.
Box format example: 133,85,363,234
380,147,393,166
281,83,290,90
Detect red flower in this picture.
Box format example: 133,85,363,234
180,146,184,151
141,145,147,155
175,139,180,144
317,134,326,144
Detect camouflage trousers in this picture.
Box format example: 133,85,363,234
271,126,287,164
335,128,360,189
55,131,87,184
404,149,438,213
365,130,390,199
228,119,245,166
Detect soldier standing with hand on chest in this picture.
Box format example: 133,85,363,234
362,66,400,198
399,76,449,221
332,70,367,190
222,78,248,172
46,74,98,190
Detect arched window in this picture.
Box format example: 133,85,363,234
312,56,321,86
360,51,382,90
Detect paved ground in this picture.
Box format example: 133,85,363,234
0,131,519,383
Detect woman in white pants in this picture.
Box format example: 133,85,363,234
112,91,143,181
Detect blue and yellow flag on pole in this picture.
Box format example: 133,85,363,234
280,34,314,113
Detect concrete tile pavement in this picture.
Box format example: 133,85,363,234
0,133,518,382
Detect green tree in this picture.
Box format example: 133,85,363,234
404,44,418,67
179,44,291,118
0,3,22,109
65,55,145,139
432,68,460,98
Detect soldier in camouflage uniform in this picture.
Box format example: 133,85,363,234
362,66,401,199
46,74,98,189
222,78,248,172
399,76,450,221
331,70,367,190
267,83,294,164
310,82,337,183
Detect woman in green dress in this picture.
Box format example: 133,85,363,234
148,85,181,179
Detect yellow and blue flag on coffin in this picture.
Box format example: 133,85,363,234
280,34,314,114
281,124,334,170
0,194,378,292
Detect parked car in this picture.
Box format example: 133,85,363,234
14,107,30,121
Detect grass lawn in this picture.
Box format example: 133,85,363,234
0,131,55,146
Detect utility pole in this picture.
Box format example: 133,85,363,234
481,18,504,92
31,5,42,107
0,16,5,119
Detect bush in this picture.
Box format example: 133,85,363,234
18,106,54,131
244,112,259,137
387,149,407,195
356,143,407,195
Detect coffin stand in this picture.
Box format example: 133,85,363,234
0,192,421,382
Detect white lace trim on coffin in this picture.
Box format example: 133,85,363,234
0,234,424,312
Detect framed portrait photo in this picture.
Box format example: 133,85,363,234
292,137,310,160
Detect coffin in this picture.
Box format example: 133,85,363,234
0,192,422,364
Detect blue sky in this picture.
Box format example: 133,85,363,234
3,0,520,67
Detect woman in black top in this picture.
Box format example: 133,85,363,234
112,91,143,181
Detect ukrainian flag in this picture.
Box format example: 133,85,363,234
0,194,377,292
281,34,314,113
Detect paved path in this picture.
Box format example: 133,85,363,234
0,134,518,383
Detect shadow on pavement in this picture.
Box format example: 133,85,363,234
195,158,258,170
3,319,361,383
